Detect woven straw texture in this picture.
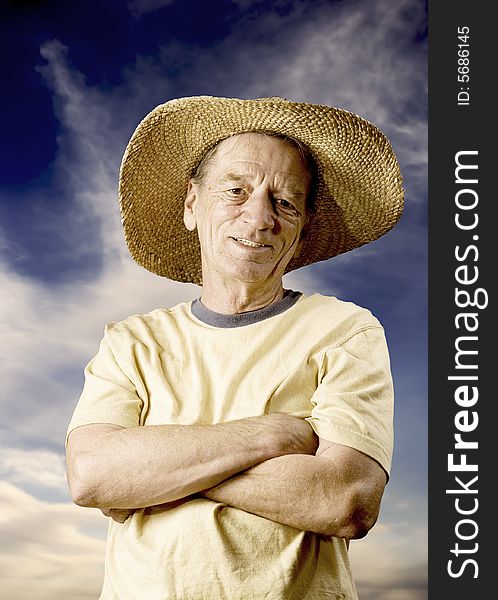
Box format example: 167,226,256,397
119,96,404,284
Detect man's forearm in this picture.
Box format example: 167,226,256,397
66,414,317,510
201,448,385,539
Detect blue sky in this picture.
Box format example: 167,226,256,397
0,1,427,598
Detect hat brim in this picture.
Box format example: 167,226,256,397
119,96,404,284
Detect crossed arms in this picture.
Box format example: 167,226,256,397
66,413,386,539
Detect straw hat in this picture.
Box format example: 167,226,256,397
119,95,404,284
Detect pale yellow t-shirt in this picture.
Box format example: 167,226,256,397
67,293,394,600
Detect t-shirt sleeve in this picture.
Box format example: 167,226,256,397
306,325,394,476
66,324,145,442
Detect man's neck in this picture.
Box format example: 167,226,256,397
200,278,285,314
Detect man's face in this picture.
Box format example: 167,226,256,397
183,133,310,287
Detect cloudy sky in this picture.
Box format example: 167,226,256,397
0,1,427,598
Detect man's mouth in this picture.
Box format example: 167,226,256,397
231,237,270,248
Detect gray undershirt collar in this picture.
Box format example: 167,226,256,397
191,289,302,328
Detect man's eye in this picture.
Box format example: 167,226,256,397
228,188,245,195
275,198,296,211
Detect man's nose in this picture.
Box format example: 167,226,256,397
242,191,276,229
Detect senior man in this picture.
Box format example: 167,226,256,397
66,96,404,599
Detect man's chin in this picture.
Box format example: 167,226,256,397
231,262,291,286
213,259,280,284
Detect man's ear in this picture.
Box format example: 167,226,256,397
183,180,197,231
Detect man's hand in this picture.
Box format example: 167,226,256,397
261,413,318,457
100,496,194,523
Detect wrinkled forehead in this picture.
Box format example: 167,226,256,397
202,132,313,180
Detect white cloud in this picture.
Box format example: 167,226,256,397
2,39,201,448
0,258,200,449
0,482,106,600
350,523,428,599
0,447,67,490
186,0,425,128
